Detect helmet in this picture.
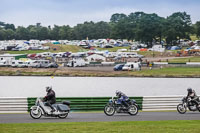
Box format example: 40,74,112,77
187,87,192,93
46,86,52,92
116,90,122,97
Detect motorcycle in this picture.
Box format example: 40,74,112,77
30,97,70,119
104,97,139,116
177,97,200,114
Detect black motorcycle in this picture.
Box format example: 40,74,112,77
177,97,200,114
104,97,139,116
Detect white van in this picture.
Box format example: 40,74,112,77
0,60,8,67
122,62,141,71
11,60,26,68
67,58,86,67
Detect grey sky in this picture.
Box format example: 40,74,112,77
0,0,199,27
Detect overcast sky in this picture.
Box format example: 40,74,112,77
0,0,200,27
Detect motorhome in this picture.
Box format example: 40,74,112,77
26,60,50,68
36,60,50,68
11,60,26,68
0,60,8,67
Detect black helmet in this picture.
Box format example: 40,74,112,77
187,87,192,93
46,86,52,92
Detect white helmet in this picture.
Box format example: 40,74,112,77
116,90,122,97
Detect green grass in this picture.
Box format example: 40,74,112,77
1,67,200,77
0,120,200,133
5,45,84,54
167,57,200,63
130,67,200,77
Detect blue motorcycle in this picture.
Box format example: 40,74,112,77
104,97,139,116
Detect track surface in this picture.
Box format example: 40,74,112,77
0,112,200,123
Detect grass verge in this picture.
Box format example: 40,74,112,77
0,120,200,133
5,44,84,54
167,56,200,63
0,67,200,77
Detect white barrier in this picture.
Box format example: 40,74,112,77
0,97,28,113
153,62,168,65
0,96,186,113
143,95,183,111
186,62,200,65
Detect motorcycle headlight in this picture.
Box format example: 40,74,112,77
109,99,112,103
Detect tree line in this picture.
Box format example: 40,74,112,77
0,11,200,45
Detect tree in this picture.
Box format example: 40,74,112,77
16,26,29,40
5,29,15,40
110,13,127,23
5,24,15,31
93,21,111,39
37,27,50,40
195,21,200,38
0,27,6,40
164,12,192,44
50,25,60,40
59,25,71,40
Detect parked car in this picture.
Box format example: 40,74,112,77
104,45,113,48
48,62,59,68
113,64,124,71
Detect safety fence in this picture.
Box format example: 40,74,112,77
0,96,184,113
0,97,28,113
27,97,143,112
142,95,183,111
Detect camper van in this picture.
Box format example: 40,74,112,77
122,62,141,71
26,60,50,68
11,60,26,68
0,60,8,67
36,60,50,68
67,58,86,67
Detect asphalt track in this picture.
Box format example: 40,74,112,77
0,112,200,123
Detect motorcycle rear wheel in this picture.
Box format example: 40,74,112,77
128,105,138,115
30,108,42,119
58,113,68,119
177,104,187,114
104,105,115,116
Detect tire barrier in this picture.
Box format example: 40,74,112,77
0,97,28,113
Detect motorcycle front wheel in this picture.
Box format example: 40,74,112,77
104,105,115,116
177,104,187,114
30,108,42,119
128,105,138,115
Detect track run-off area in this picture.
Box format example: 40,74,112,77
0,112,200,123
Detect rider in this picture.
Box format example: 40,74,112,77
44,86,56,112
116,90,129,108
186,87,199,106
